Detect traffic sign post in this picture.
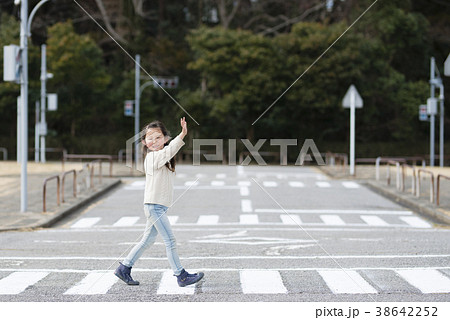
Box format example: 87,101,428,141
419,105,428,121
342,85,363,176
124,100,134,117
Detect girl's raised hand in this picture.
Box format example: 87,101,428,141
180,117,188,138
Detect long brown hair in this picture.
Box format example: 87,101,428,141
142,120,176,172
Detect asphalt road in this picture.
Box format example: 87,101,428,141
0,165,449,302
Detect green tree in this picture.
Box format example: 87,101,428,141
46,21,110,150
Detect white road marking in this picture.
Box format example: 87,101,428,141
316,181,331,188
263,181,278,187
320,215,346,226
112,216,140,227
360,215,389,226
280,214,302,225
241,199,253,212
211,180,225,186
238,181,251,187
216,173,226,179
318,270,378,294
157,271,195,295
5,254,449,261
342,181,360,189
240,270,287,294
70,217,101,228
399,216,432,228
255,209,413,215
240,186,250,196
288,181,305,188
174,186,239,190
239,214,259,224
64,272,118,295
175,173,187,178
396,269,450,293
0,272,49,295
184,181,199,187
197,215,219,225
168,216,179,225
237,166,245,176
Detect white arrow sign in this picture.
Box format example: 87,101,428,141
342,84,363,108
445,53,450,77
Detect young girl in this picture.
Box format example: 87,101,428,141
114,117,204,287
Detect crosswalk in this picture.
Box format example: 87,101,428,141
0,268,449,295
124,180,362,190
69,213,432,229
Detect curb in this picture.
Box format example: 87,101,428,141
0,179,121,232
364,180,450,226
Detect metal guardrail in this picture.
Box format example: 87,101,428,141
375,157,425,181
63,154,113,177
326,152,348,171
401,164,416,195
0,147,7,160
386,160,403,190
436,174,450,206
88,159,103,187
417,169,435,203
61,170,77,203
43,175,60,212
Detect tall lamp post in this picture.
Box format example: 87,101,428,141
17,0,50,212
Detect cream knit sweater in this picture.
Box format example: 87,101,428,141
143,135,185,207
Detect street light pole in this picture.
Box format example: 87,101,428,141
134,54,141,167
430,57,436,167
20,0,28,212
40,44,47,163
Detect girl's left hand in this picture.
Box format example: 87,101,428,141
180,117,188,138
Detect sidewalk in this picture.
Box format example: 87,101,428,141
318,164,450,226
0,161,142,232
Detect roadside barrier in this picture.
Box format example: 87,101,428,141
401,164,416,194
62,154,113,177
417,169,435,203
436,174,450,206
43,175,60,212
61,170,77,203
386,160,403,190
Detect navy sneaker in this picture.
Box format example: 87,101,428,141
176,269,204,287
114,262,140,285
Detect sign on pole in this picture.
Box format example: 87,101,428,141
3,45,21,82
124,100,134,117
47,93,57,111
445,53,450,77
419,105,428,121
342,85,363,176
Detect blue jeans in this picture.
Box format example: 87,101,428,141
122,204,184,276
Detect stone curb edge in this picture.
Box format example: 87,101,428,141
0,179,122,232
364,180,450,226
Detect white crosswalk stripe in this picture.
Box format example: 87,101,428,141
316,181,331,188
184,180,199,187
216,174,227,179
211,180,225,186
239,214,259,224
320,215,346,226
70,217,101,228
318,270,378,294
342,181,360,189
64,272,118,295
399,216,432,228
262,181,278,187
0,272,49,295
112,216,140,227
288,181,305,188
241,199,253,212
240,270,287,294
395,269,450,293
1,268,450,295
157,271,195,295
240,186,249,196
197,215,219,225
280,214,302,225
360,215,389,226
